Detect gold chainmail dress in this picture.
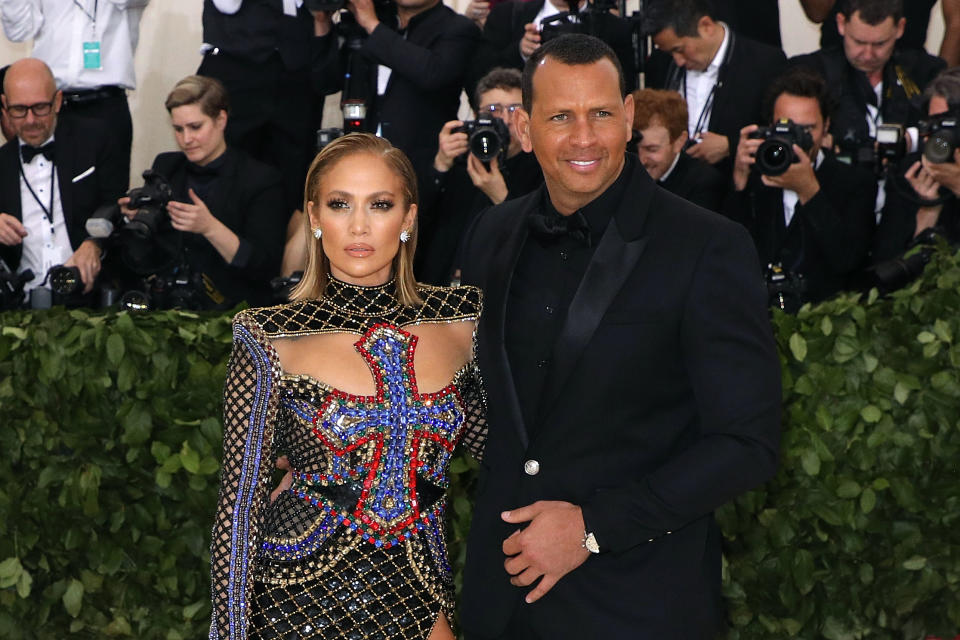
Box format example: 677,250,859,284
209,278,486,640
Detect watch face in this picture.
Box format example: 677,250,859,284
584,533,600,554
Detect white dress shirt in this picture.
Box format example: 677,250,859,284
521,0,586,62
17,136,73,292
684,23,730,138
657,151,682,183
782,149,825,228
1,0,150,90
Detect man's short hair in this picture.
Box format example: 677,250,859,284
473,67,522,112
522,34,625,113
922,67,960,114
641,0,716,38
761,67,833,123
838,0,903,25
165,75,230,118
0,66,7,97
632,89,688,141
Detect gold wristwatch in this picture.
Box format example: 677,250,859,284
582,531,600,554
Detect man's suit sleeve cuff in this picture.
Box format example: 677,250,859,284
230,238,253,269
580,490,668,554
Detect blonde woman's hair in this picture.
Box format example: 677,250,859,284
290,133,422,306
164,75,229,118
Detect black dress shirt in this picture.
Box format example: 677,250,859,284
505,154,635,431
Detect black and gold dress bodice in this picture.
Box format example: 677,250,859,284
209,278,486,640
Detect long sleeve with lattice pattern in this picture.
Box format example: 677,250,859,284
209,316,281,640
457,325,488,462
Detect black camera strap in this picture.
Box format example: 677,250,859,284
17,154,56,227
674,28,736,138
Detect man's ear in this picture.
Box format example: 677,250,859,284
895,16,905,40
836,12,846,37
516,107,533,153
53,90,62,113
623,92,635,136
673,130,689,154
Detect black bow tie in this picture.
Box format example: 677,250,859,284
528,208,592,247
21,142,55,164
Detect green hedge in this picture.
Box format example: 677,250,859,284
1,248,959,639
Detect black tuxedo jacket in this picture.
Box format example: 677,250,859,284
0,117,126,272
659,151,726,212
473,0,637,93
647,31,786,172
459,160,782,637
722,154,877,303
314,3,479,176
148,149,285,308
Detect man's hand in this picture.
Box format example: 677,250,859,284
520,23,541,59
64,239,102,294
761,144,821,204
466,0,490,27
270,455,294,504
166,189,218,236
347,0,380,34
466,154,509,204
311,9,335,36
434,120,468,173
501,500,591,604
906,159,945,236
733,124,761,191
685,131,729,165
0,213,27,246
118,196,137,220
921,151,960,198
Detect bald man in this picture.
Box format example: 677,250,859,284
0,58,125,301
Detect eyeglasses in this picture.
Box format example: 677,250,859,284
5,100,55,119
480,103,523,116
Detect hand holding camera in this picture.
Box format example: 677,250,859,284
466,154,508,204
734,120,820,202
520,23,541,58
346,0,380,34
435,120,470,173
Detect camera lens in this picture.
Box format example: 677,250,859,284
924,132,955,164
119,290,150,312
469,129,503,162
757,139,792,176
48,265,83,295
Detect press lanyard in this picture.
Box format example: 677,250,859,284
683,74,719,138
18,155,56,226
73,0,97,35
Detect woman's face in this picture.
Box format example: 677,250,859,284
170,104,227,167
308,153,416,287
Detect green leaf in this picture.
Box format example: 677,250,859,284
789,333,807,362
16,570,32,598
792,549,815,595
860,488,877,514
1,326,27,339
821,316,834,336
836,480,861,499
893,381,911,405
800,449,820,476
180,442,201,474
902,556,927,571
860,405,882,423
106,333,125,367
62,578,83,617
933,318,953,343
917,330,937,344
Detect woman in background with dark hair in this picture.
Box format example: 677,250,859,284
120,75,285,308
209,133,485,640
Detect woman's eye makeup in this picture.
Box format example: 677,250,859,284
372,199,394,210
326,198,350,209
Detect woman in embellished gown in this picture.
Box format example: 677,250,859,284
209,134,486,640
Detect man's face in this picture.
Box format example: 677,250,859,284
929,94,950,117
651,23,716,72
637,120,685,181
1,77,61,147
772,93,826,160
838,11,904,77
516,57,633,213
477,86,524,157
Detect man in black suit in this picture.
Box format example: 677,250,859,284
472,0,637,93
459,35,781,638
313,0,479,179
643,0,786,172
0,58,125,298
725,67,877,305
632,87,725,212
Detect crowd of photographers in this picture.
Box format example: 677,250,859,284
0,0,959,313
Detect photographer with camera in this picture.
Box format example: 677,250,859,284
472,0,636,95
724,67,877,306
0,58,125,305
311,0,479,180
872,67,960,269
118,76,284,309
632,88,724,212
643,0,786,173
416,67,542,285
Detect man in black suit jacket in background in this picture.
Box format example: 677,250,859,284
313,0,479,179
725,67,877,305
472,0,637,94
632,87,725,212
459,35,781,639
644,0,786,173
0,59,125,297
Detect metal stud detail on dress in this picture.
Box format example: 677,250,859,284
523,459,540,476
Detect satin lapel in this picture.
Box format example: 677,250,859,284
0,143,21,220
484,199,534,449
538,167,653,414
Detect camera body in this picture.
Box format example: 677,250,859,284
835,124,906,175
305,0,345,11
919,113,960,164
765,263,806,314
748,118,814,176
454,118,510,165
